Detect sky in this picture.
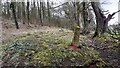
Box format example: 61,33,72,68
100,0,119,25
2,0,120,25
52,0,119,25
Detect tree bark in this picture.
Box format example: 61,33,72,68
10,2,19,29
6,2,10,19
72,2,81,46
82,2,90,35
37,1,42,24
27,1,30,26
22,2,26,24
91,2,120,38
91,2,105,37
47,0,51,23
41,2,45,19
72,27,80,45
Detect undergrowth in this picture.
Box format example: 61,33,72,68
0,30,110,67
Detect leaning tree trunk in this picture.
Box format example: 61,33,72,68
91,2,105,37
10,2,19,29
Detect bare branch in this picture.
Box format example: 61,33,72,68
49,2,68,9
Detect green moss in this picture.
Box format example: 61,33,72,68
42,42,49,47
74,26,80,29
1,29,106,67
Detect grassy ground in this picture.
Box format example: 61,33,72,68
1,26,108,67
1,20,119,67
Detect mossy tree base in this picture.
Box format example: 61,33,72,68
72,27,80,46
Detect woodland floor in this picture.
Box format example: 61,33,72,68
1,20,120,67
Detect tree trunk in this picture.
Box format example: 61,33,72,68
72,27,80,45
22,2,26,24
72,2,80,46
91,2,105,37
10,2,19,29
6,2,10,19
27,1,30,26
91,2,119,37
16,2,21,20
47,0,51,23
31,2,37,24
37,1,42,24
82,2,90,35
41,2,45,19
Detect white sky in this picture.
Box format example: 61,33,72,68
52,0,119,25
100,0,119,25
2,0,119,25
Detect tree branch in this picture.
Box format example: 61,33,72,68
106,10,120,21
49,2,68,9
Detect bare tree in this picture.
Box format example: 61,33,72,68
71,2,81,46
6,2,11,19
27,0,30,26
81,2,90,35
47,0,51,23
41,2,46,19
10,2,19,29
91,2,120,37
22,2,26,24
37,1,42,24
